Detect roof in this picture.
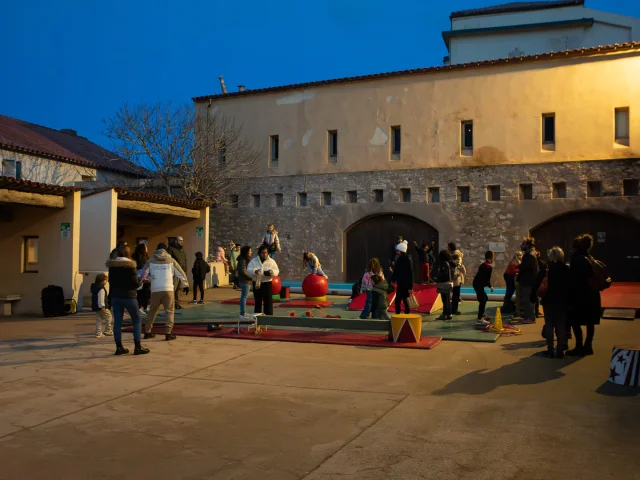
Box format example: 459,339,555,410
83,187,213,209
0,175,78,196
0,115,148,177
192,41,640,102
450,1,584,19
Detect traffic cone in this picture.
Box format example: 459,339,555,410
494,308,503,331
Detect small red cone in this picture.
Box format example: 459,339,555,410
289,311,296,316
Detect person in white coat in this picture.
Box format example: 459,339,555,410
141,243,189,341
247,245,280,315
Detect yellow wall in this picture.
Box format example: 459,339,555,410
79,190,118,272
0,192,80,315
197,51,640,176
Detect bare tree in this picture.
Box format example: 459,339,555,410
102,101,262,202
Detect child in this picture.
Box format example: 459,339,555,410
91,273,113,337
435,250,454,320
190,252,211,305
302,251,328,278
451,252,466,315
371,275,391,320
413,241,435,284
359,258,384,319
473,251,495,328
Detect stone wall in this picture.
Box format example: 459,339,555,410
210,159,640,286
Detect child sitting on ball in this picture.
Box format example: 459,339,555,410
302,251,328,278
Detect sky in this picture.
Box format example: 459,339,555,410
2,0,639,150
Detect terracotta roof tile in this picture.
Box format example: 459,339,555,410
0,175,78,196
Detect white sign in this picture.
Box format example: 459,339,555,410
488,242,506,253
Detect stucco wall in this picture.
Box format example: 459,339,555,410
0,149,96,186
0,191,80,315
197,52,640,178
80,190,118,272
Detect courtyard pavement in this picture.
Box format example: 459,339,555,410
0,287,638,480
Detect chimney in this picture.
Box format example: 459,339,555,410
238,85,246,92
60,128,77,136
219,76,227,94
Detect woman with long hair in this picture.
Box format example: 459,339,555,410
132,243,150,314
236,246,253,318
261,224,281,259
302,251,327,278
359,258,384,319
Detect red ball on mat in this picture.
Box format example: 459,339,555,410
302,274,329,298
271,276,282,295
289,311,296,316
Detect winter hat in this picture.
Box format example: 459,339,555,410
396,240,408,253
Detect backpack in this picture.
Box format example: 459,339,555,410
588,256,612,291
41,285,66,317
436,262,452,283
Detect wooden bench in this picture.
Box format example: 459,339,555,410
0,295,22,316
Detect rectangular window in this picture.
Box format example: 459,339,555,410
623,179,639,197
401,188,411,203
373,189,384,203
297,192,307,207
587,181,602,198
81,175,96,182
391,126,401,156
328,130,338,162
542,113,555,150
428,187,440,203
252,194,261,208
275,193,283,207
230,194,239,208
457,186,470,203
519,183,533,200
552,182,566,199
347,190,358,204
2,159,21,179
218,140,227,165
270,135,279,167
615,108,630,146
487,185,501,202
461,121,473,154
23,236,39,273
322,192,332,206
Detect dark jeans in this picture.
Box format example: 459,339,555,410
474,286,488,319
572,324,595,349
112,297,141,344
193,279,205,301
544,305,566,349
395,295,410,314
502,274,516,312
452,286,461,313
360,291,373,319
440,293,451,316
253,281,273,315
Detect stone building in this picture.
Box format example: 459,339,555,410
195,10,640,285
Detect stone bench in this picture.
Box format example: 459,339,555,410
0,295,22,316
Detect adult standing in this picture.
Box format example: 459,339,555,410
168,236,188,309
132,243,150,316
567,234,602,357
236,246,253,319
502,251,522,314
531,250,547,318
391,241,413,314
229,242,241,289
540,247,570,358
435,250,454,321
261,224,281,259
248,245,280,315
106,244,149,355
517,237,539,323
141,243,189,341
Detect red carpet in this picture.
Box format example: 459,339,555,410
348,284,441,314
276,299,334,308
601,283,640,310
144,324,441,349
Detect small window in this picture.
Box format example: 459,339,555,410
23,236,39,273
275,193,283,207
252,194,261,208
328,130,338,162
81,175,96,182
428,187,440,203
401,188,411,203
623,179,639,197
230,195,239,208
2,159,21,179
347,190,358,204
391,126,401,156
457,186,470,203
297,192,307,207
487,185,501,202
270,135,279,167
373,189,384,203
322,192,332,206
615,108,630,146
519,183,533,200
461,121,473,154
542,113,555,147
587,181,602,198
552,182,566,199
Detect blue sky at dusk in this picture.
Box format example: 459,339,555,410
2,0,639,149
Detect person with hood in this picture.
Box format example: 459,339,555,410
413,240,435,284
141,243,189,341
106,244,149,355
190,252,210,304
248,245,280,315
260,224,281,259
371,274,391,320
391,240,413,314
168,236,188,309
517,237,539,324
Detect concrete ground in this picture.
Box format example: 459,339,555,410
1,287,638,480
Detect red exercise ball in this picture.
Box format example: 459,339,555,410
302,274,329,299
271,275,282,295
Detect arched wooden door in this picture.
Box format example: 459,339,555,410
530,210,640,282
345,214,439,282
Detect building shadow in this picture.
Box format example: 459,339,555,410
595,381,640,397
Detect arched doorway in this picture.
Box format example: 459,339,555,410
530,210,640,282
345,214,439,282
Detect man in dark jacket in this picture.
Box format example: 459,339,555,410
517,237,539,323
168,236,188,309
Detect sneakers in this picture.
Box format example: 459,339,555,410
175,304,182,309
144,332,156,339
475,318,490,329
453,311,462,315
188,300,197,304
521,317,536,324
165,334,176,341
139,309,147,316
583,345,594,356
197,300,204,305
482,315,491,321
104,330,113,336
95,332,104,338
566,347,585,357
